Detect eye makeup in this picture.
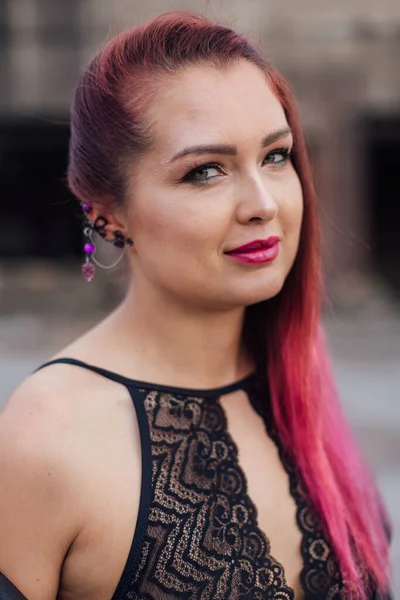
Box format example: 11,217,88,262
180,146,294,186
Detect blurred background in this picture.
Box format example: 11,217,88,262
0,0,399,594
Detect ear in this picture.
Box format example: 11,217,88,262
83,201,130,244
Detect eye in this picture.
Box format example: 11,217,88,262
181,162,224,185
263,147,293,167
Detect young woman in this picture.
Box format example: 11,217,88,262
0,11,392,600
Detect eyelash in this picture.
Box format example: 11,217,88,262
181,147,294,185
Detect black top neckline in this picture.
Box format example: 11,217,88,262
36,358,259,398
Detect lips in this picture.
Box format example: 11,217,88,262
225,237,280,254
224,236,280,265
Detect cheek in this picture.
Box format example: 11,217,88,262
276,176,303,277
132,190,221,265
279,176,304,239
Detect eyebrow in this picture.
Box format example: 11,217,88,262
169,126,293,162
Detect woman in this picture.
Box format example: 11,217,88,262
0,11,392,600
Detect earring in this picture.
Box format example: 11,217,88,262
81,203,133,282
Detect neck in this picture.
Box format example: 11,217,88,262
106,280,254,389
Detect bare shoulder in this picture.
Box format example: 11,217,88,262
0,358,138,600
0,368,89,599
1,356,137,474
1,357,120,447
0,361,100,474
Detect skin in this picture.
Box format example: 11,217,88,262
0,60,304,599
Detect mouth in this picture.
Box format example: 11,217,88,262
224,236,280,265
225,237,280,254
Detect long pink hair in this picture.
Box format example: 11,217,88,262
68,11,390,596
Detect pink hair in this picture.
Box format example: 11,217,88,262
68,11,390,596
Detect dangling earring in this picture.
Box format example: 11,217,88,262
81,203,133,282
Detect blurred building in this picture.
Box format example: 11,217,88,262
0,0,400,305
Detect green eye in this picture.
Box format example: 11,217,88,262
263,147,292,166
183,163,223,185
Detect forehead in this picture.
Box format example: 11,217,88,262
145,61,289,155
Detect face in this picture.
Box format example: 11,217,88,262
126,60,303,310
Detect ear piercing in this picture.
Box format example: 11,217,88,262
81,203,133,282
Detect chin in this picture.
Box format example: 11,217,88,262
244,284,285,306
222,272,288,309
249,267,288,300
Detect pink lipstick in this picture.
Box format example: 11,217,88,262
225,237,280,264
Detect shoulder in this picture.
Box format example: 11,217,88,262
0,362,102,519
1,361,109,447
1,358,135,463
1,355,142,500
0,359,140,598
0,357,133,522
0,368,88,599
1,364,84,468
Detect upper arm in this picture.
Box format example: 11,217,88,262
0,376,83,600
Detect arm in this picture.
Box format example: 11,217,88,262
0,378,82,600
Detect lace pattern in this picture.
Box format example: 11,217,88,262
121,381,348,599
250,384,346,599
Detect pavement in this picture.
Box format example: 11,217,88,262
0,300,399,596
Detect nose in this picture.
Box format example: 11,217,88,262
235,175,278,224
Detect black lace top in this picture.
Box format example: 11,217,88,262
38,358,391,600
